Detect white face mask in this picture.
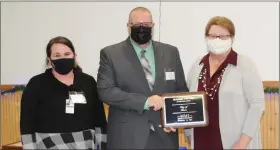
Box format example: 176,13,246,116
206,38,232,54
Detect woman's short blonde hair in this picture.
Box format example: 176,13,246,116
205,16,235,37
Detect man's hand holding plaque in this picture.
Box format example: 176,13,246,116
147,95,177,133
158,125,176,133
147,95,164,111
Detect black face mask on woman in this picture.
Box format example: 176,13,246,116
130,25,152,45
51,58,75,75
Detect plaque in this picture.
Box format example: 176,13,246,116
161,92,208,128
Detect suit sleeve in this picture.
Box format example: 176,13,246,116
20,77,39,149
174,47,189,92
97,49,147,114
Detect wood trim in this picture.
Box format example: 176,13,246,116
0,81,278,91
2,142,22,150
263,81,279,88
0,85,15,91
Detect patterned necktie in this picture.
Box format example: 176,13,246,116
140,50,154,91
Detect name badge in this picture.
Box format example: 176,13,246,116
69,91,87,104
165,68,175,81
65,99,74,114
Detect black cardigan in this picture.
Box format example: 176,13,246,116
20,68,107,134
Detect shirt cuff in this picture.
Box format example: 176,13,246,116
144,98,149,110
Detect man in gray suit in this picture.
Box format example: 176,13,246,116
97,7,188,149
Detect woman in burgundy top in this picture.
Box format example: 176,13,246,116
184,16,265,149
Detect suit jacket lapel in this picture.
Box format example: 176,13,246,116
152,41,164,94
122,37,151,93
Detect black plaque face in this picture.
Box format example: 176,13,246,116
161,92,208,128
165,97,204,124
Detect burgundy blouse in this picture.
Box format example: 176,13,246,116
194,50,237,150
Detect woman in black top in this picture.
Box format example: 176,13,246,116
20,36,107,149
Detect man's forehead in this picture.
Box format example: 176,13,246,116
130,11,152,22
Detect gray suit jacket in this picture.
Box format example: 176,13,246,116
97,37,188,149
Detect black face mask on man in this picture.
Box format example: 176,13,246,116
130,25,152,45
51,58,75,75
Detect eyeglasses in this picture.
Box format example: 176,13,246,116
206,34,231,40
129,22,154,27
